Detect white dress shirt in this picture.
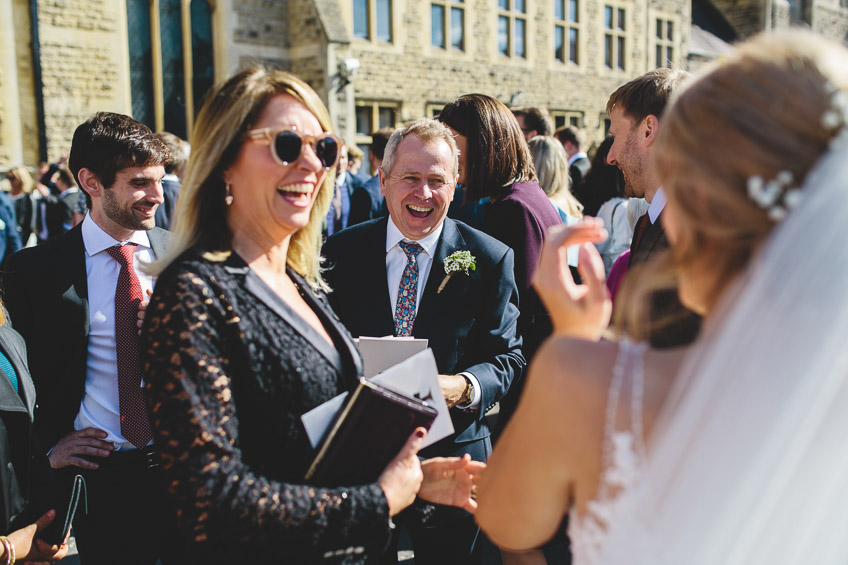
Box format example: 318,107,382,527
648,187,667,224
567,151,588,166
384,217,481,409
74,215,157,451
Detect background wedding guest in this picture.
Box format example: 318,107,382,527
4,112,171,565
439,94,563,565
153,131,190,230
36,156,79,242
347,144,365,176
324,142,365,237
605,68,701,347
529,135,583,223
349,126,393,226
0,301,70,564
554,126,590,187
5,167,37,247
0,190,21,266
572,138,631,274
142,67,480,565
477,29,848,565
529,135,583,274
323,118,525,565
512,107,554,142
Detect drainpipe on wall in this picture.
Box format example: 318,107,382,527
30,0,47,162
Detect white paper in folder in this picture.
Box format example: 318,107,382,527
356,336,428,378
302,348,454,450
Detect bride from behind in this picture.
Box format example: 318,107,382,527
477,29,848,564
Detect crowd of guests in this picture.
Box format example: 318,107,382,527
0,26,845,565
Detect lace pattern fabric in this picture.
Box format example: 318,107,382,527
141,250,391,564
568,340,647,565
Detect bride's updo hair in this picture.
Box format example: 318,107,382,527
620,30,848,336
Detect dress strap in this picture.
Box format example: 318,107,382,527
598,339,648,500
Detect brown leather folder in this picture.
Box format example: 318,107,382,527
305,377,437,487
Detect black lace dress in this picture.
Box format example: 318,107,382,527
141,250,392,564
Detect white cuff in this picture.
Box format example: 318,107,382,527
456,372,481,410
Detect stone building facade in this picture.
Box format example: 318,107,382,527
1,0,847,172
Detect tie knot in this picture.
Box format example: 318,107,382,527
107,244,138,268
398,240,423,260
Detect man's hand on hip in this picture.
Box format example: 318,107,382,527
47,428,114,470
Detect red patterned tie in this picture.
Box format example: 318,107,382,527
395,241,423,337
106,244,152,449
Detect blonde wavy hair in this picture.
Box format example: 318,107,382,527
151,67,335,289
528,135,583,219
617,29,848,338
6,166,35,194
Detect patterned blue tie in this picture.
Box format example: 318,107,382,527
395,241,423,337
0,350,19,394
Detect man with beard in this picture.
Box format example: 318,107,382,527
3,112,171,565
606,68,701,347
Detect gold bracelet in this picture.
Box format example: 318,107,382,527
0,535,13,565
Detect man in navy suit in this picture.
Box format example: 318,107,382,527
555,125,591,187
3,112,171,565
323,119,524,565
153,131,189,230
348,127,393,226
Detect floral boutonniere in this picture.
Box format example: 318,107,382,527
438,250,476,293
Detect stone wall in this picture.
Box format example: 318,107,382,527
35,0,131,160
349,0,690,147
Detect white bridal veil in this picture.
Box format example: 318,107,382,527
598,134,848,565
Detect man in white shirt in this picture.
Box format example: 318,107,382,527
605,68,701,347
4,112,170,565
322,119,524,565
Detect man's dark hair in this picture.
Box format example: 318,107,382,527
512,106,554,137
68,112,168,207
554,125,585,149
438,94,537,203
56,166,76,189
370,127,395,161
154,131,189,175
606,67,691,125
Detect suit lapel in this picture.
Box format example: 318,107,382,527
147,227,170,257
232,255,356,380
0,329,35,417
64,226,90,337
366,218,396,334
414,219,466,334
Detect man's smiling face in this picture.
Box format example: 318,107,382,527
379,134,456,241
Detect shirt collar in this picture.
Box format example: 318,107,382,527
336,171,347,186
567,152,588,166
163,173,180,182
648,187,667,224
385,215,444,257
81,214,151,256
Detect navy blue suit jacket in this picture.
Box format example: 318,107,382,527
0,192,22,266
2,224,170,448
322,217,524,456
348,175,385,227
154,178,181,230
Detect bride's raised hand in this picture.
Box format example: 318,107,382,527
533,220,611,340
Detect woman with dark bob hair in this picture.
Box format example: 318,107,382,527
438,95,562,361
141,68,481,564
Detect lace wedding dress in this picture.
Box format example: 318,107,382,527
568,340,647,565
587,133,848,565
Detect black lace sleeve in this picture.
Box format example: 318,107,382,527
142,258,391,564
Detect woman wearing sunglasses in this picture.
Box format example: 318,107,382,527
140,68,481,564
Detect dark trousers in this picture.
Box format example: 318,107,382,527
69,447,170,565
384,437,491,565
